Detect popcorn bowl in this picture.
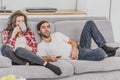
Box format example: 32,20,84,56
0,74,26,80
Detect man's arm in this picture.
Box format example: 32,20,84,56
67,38,78,59
37,45,60,62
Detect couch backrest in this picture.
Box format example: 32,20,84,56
0,17,114,49
54,20,85,42
0,17,106,23
54,20,114,48
0,21,8,47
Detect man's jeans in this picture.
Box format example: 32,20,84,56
78,20,107,61
1,45,45,65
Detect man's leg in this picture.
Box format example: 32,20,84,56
1,45,27,65
78,48,107,61
79,20,119,56
80,20,106,48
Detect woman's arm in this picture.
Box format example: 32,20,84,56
25,30,37,53
2,30,16,48
2,30,9,44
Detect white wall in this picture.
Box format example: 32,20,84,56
77,0,110,19
110,0,120,42
77,0,120,42
2,0,76,10
76,0,87,11
0,0,2,9
86,0,110,19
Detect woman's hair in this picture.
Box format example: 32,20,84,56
5,10,30,33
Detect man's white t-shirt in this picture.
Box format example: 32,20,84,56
37,32,75,59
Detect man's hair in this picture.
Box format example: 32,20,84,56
37,20,49,37
37,20,49,31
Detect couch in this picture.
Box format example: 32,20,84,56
0,17,120,80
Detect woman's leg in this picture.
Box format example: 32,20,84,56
15,47,45,65
15,47,62,75
78,48,107,61
1,45,27,65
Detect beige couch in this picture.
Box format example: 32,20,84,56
0,17,120,80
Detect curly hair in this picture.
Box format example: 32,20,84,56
5,10,30,34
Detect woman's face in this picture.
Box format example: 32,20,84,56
15,16,25,26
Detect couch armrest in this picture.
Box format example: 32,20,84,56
0,55,12,68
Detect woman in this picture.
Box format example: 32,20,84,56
1,10,61,75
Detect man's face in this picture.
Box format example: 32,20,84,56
39,22,51,38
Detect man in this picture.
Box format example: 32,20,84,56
36,20,119,62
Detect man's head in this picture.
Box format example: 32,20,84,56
37,20,51,39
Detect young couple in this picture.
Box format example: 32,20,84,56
1,10,119,75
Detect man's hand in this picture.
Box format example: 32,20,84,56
43,56,61,62
70,48,78,60
68,38,78,60
48,56,60,62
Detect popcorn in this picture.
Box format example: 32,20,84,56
0,74,16,80
0,74,26,80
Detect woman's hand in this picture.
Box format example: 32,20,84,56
11,26,21,38
25,45,33,51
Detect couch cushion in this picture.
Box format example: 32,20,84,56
0,56,12,68
0,20,7,32
0,60,74,79
0,21,7,47
91,20,115,48
95,20,114,43
54,20,85,42
68,57,120,74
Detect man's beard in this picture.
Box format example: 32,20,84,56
41,33,50,38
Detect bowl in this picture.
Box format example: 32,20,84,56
16,75,26,80
0,74,26,80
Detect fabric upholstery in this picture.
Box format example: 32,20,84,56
68,57,120,74
56,71,120,80
55,20,85,42
0,56,12,68
0,21,7,47
0,60,74,78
